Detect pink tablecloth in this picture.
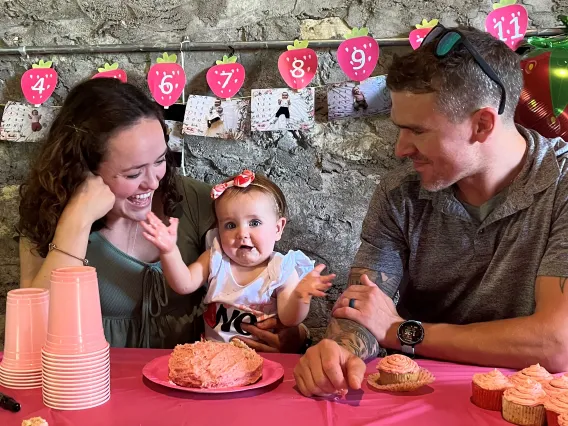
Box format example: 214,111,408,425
0,348,514,426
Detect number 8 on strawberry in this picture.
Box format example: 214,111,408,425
277,40,318,90
147,52,186,108
20,59,58,107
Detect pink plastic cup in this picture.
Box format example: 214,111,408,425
46,267,106,354
1,288,49,370
50,266,96,278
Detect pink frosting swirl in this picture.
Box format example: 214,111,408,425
503,378,547,407
545,391,568,414
378,354,419,374
510,364,553,386
543,375,568,396
472,369,513,390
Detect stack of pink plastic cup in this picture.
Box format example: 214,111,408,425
0,288,49,389
41,266,110,410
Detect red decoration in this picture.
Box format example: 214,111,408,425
485,0,528,51
92,63,127,83
206,55,246,99
20,59,57,106
277,40,318,90
147,53,186,108
409,19,439,50
337,27,379,82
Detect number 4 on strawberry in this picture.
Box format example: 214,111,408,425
21,59,58,107
206,55,246,99
485,0,528,51
278,40,318,90
147,52,186,108
337,27,379,82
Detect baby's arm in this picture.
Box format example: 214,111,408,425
277,264,335,327
140,212,209,294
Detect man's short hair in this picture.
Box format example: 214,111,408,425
386,26,522,123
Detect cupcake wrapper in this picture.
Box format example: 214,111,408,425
367,368,435,392
377,370,420,385
546,410,561,426
471,382,505,411
502,397,546,426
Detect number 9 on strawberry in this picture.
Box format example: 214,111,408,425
147,52,186,108
337,27,379,82
20,59,58,107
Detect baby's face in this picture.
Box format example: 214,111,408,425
31,110,38,115
215,190,285,268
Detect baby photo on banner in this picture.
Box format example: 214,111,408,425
165,120,184,152
251,88,315,132
327,75,391,121
0,101,56,142
182,95,250,141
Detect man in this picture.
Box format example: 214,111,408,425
294,25,568,397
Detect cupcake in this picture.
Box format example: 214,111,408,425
377,354,420,385
471,369,513,411
502,378,547,426
558,412,568,426
22,418,48,426
509,364,553,386
545,392,568,426
544,375,568,397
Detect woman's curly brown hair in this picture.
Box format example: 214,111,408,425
18,78,182,257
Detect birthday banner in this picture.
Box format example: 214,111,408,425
1,1,532,143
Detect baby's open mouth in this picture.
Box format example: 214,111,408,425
239,245,253,250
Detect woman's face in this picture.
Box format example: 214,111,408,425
97,118,168,222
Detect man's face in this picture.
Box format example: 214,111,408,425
391,91,480,192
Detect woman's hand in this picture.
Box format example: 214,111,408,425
140,212,179,254
238,318,307,353
62,174,115,227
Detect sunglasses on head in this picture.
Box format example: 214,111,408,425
420,24,507,115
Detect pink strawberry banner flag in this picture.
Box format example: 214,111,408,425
485,0,528,50
20,59,57,107
147,52,186,108
409,19,439,50
206,55,246,99
92,62,127,83
278,39,318,90
337,27,379,82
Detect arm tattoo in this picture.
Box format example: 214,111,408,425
325,318,380,360
561,277,568,294
324,268,402,360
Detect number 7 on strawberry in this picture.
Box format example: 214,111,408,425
206,55,246,99
20,59,58,107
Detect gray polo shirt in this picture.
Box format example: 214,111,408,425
353,126,568,324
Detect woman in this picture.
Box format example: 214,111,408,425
18,78,306,351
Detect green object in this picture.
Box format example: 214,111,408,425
559,14,568,28
343,27,370,39
31,59,53,69
286,39,310,51
156,52,178,63
97,62,119,72
526,36,568,49
549,48,568,117
492,0,517,10
215,55,238,65
437,32,461,55
415,19,439,29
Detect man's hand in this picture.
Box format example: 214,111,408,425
333,274,402,344
293,339,366,397
239,318,306,353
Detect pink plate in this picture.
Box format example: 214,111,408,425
142,355,284,394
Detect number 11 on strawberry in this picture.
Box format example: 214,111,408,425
20,59,58,107
147,52,186,108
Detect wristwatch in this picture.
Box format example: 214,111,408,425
397,320,424,356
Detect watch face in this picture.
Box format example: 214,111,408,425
398,321,424,346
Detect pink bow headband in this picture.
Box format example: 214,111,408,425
211,170,255,200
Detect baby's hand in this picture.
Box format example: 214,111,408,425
294,264,335,304
140,212,179,254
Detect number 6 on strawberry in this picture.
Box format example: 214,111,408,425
20,59,58,107
206,55,246,99
147,52,186,108
278,40,318,90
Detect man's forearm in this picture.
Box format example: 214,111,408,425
325,318,380,360
384,314,568,372
323,267,383,360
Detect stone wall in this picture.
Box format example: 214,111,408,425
0,0,562,348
